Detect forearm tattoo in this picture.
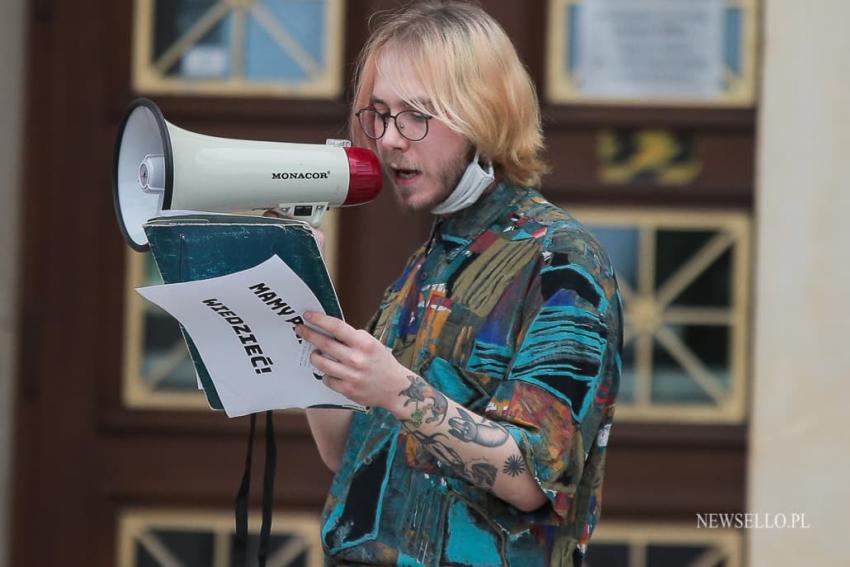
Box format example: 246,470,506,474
398,374,448,426
409,429,498,489
470,463,498,487
398,378,520,490
502,454,527,477
448,408,509,447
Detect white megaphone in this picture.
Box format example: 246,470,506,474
112,98,382,251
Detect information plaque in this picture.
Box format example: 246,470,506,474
546,0,758,106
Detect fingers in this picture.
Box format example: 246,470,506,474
322,375,343,393
303,312,368,348
297,323,353,363
311,350,353,382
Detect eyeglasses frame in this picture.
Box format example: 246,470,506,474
355,107,433,142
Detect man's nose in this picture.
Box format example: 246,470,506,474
379,117,409,152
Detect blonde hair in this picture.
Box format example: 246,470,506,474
350,1,548,188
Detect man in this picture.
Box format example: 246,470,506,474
295,2,622,565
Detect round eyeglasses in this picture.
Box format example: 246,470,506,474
355,108,432,142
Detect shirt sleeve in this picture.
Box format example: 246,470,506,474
484,240,621,522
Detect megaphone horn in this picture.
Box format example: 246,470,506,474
112,98,382,251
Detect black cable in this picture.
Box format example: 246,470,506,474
234,413,257,566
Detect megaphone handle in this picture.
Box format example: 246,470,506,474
272,202,328,227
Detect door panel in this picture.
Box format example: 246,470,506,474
12,1,752,564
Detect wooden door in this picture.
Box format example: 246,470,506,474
11,1,754,565
10,1,424,565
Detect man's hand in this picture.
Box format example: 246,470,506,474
298,313,547,511
296,312,408,410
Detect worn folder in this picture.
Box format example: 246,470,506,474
143,213,344,411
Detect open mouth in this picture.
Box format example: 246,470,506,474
391,167,421,181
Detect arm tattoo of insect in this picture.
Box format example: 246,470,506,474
409,430,497,489
409,430,465,474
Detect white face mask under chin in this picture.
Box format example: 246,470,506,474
430,150,495,215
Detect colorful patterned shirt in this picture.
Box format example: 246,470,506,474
321,181,622,566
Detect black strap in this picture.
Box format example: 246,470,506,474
259,410,276,565
234,413,256,566
234,411,277,567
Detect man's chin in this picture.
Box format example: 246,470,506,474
393,186,441,213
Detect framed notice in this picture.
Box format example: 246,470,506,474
546,0,759,107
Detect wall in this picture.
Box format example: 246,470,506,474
750,0,850,564
0,0,27,564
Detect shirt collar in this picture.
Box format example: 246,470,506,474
436,180,527,245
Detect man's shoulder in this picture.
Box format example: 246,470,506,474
509,189,579,232
500,188,614,278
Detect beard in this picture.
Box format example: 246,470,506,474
387,146,472,213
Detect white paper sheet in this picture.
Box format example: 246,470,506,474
136,255,363,417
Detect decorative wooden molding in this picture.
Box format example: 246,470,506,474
132,0,345,98
566,206,752,423
117,508,322,567
589,522,743,567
